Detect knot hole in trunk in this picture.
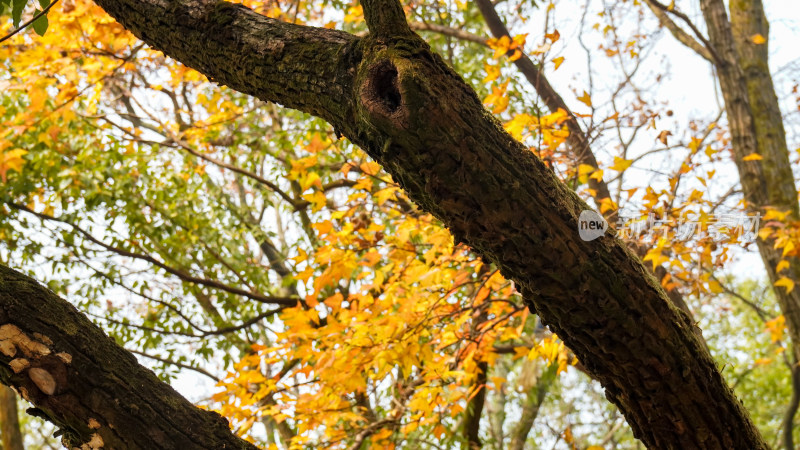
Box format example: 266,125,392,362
361,60,408,128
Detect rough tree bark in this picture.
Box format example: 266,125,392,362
698,0,800,364
0,0,769,448
650,0,800,446
0,265,258,449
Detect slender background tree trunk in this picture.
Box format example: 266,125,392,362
0,385,23,450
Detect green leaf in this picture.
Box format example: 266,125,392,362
11,0,25,27
31,8,48,36
36,0,48,7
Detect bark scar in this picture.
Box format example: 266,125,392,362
360,59,409,129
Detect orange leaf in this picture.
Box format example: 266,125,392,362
742,153,763,161
577,90,592,108
775,277,795,294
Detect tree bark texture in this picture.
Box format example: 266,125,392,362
0,384,24,450
699,0,800,364
0,265,258,450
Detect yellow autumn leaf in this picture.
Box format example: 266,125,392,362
777,260,790,272
483,63,501,83
589,168,604,181
563,427,574,443
299,171,321,192
577,163,596,184
742,153,763,161
492,95,510,114
763,208,789,221
765,315,786,342
643,248,670,270
0,149,28,182
511,33,528,49
360,161,381,176
774,277,795,294
577,90,592,107
553,56,565,70
609,156,633,172
487,35,512,59
504,114,534,140
750,34,766,45
782,240,796,257
544,29,560,43
302,191,327,212
484,80,510,114
343,5,363,23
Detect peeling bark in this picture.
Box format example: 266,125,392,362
0,265,258,450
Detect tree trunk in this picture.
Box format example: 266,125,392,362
0,264,258,450
699,0,800,364
0,385,24,450
1,0,766,447
462,360,487,449
509,362,554,450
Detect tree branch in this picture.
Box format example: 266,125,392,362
409,22,487,46
474,0,615,221
361,0,412,38
643,0,713,62
0,264,258,449
6,202,298,306
95,0,359,128
646,0,722,65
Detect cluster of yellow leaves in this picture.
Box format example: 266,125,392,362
0,0,144,187
0,148,27,182
504,108,570,149
516,335,571,374
486,34,528,61
484,80,510,114
212,146,565,446
765,315,786,344
754,207,800,294
0,0,139,114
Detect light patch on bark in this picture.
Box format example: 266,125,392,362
74,433,104,450
56,352,73,364
8,358,29,373
0,324,51,357
33,332,54,346
88,418,101,429
0,339,16,357
28,367,56,395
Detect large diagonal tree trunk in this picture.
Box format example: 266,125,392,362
0,0,768,448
